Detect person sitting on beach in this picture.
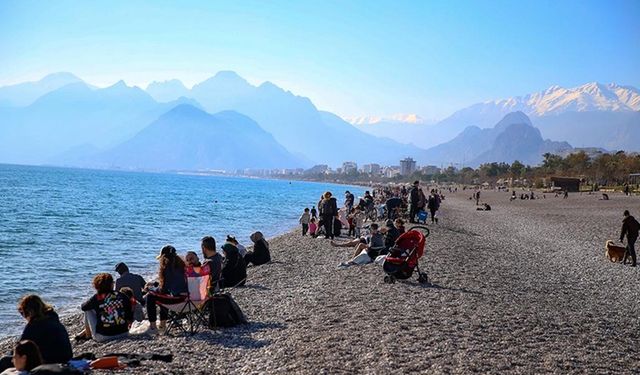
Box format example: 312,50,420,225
226,235,247,258
201,236,223,294
333,223,385,268
144,245,188,332
221,242,247,288
114,262,146,305
245,231,271,266
308,218,318,238
0,295,72,373
76,273,132,342
185,251,202,276
0,340,43,375
119,287,144,322
379,219,404,256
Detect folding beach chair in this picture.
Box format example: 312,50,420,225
157,273,211,335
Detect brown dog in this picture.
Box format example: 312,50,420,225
605,240,627,263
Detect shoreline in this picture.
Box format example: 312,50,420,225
2,191,639,373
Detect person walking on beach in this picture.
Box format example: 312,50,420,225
320,191,338,239
427,190,440,224
299,208,311,236
475,190,481,205
620,210,639,267
408,181,420,223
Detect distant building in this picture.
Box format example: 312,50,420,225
305,164,329,175
551,177,581,192
420,165,440,175
399,157,417,176
361,163,381,175
342,161,358,174
384,166,401,178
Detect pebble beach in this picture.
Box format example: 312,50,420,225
3,190,640,374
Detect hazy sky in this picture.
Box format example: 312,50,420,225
1,0,638,119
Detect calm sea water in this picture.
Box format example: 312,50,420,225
0,164,363,337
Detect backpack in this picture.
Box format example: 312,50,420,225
208,293,248,328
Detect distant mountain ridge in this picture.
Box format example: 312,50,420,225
421,111,572,167
0,72,83,107
80,105,303,170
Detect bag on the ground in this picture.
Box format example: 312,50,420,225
208,293,248,328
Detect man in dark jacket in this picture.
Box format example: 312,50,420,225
620,210,639,267
409,181,420,223
320,192,338,239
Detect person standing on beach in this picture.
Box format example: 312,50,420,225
620,210,639,267
299,208,311,236
475,190,481,205
345,191,355,214
427,190,440,224
310,206,317,219
320,191,338,239
408,181,420,223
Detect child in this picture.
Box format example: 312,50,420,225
308,218,318,238
119,287,144,322
299,208,311,236
347,208,356,237
310,206,317,219
353,207,365,238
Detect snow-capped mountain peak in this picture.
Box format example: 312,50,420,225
345,113,426,125
489,82,640,116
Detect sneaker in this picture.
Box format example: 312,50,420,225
337,262,350,269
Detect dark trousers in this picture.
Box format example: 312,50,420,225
409,205,418,222
624,237,637,265
430,208,437,223
146,292,187,322
302,223,308,235
322,215,334,239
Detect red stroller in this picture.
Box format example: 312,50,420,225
382,226,430,284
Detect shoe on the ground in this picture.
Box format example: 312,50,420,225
74,332,90,341
337,262,350,269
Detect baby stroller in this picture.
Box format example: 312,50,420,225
382,226,430,284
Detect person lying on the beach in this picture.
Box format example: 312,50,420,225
332,223,385,268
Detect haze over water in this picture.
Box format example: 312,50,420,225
0,164,363,337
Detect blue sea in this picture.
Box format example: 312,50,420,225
0,164,364,338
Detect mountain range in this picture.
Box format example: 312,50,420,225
368,82,640,151
0,72,637,171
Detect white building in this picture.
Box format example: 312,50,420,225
342,161,358,174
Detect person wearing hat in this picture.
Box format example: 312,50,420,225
144,245,188,332
620,210,639,267
114,262,146,305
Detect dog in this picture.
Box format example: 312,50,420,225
605,240,628,263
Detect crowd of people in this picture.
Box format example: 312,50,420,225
0,232,271,374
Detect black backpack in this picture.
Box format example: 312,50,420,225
208,293,248,328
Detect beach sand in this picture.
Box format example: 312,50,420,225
3,190,639,373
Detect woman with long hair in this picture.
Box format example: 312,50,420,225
145,245,188,332
0,295,72,373
0,340,43,375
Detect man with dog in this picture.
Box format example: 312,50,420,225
620,210,639,267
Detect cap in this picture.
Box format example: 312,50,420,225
156,245,177,259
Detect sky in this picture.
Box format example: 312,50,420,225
0,0,638,119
